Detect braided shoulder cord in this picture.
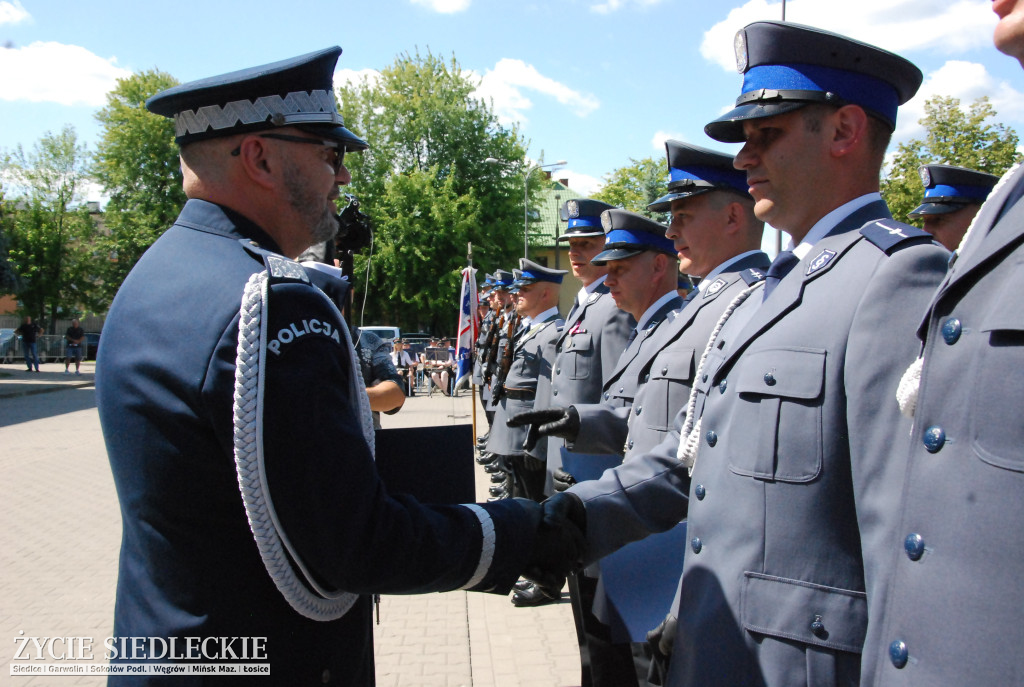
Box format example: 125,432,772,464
233,271,363,621
676,282,765,475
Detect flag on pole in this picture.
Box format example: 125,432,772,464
455,266,479,389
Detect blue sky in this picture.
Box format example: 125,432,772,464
0,0,1019,204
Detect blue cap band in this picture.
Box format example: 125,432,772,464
568,216,603,229
519,269,563,284
605,229,675,254
669,165,747,194
742,63,900,124
924,183,992,201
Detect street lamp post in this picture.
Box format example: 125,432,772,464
485,157,566,259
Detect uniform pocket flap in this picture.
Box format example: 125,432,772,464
741,572,867,653
651,347,695,381
733,348,826,400
567,332,593,351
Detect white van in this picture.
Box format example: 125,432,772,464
357,326,400,346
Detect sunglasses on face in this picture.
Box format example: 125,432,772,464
230,133,346,173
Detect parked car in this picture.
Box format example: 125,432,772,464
85,332,101,360
0,328,16,363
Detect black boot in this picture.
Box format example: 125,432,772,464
511,582,561,607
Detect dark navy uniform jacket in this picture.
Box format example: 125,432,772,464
97,199,534,685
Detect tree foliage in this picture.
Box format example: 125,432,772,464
3,126,98,330
92,69,185,306
882,96,1021,225
337,49,529,333
592,156,669,220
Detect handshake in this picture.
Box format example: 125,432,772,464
516,493,588,589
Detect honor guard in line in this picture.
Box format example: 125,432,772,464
525,22,950,686
472,272,498,442
908,163,999,251
517,141,771,683
868,3,1024,682
96,48,584,685
509,198,634,612
517,209,681,687
477,269,519,484
485,259,566,502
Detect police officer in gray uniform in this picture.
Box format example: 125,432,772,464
528,22,951,686
511,200,633,613
908,163,999,251
486,259,566,502
516,209,681,687
96,48,583,685
869,4,1024,682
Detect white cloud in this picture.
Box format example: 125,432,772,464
409,0,471,13
471,58,599,126
0,41,131,106
701,0,995,73
0,0,29,25
591,0,666,15
896,59,1024,143
561,169,603,196
334,68,382,90
651,130,686,151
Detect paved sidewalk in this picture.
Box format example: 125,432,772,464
0,366,582,686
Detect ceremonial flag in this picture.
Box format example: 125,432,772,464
455,266,479,388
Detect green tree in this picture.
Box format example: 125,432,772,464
337,49,529,333
92,69,185,307
882,96,1021,225
0,184,19,292
592,156,669,219
3,126,99,330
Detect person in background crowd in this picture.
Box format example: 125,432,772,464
65,318,85,374
15,316,41,372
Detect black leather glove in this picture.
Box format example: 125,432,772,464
507,406,581,442
520,492,587,590
646,613,678,683
492,381,505,400
552,468,576,492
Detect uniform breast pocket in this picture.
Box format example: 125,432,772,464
645,347,696,433
729,348,826,482
565,333,594,381
970,268,1024,472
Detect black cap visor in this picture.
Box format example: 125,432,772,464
705,100,809,143
590,246,648,265
556,228,605,242
648,186,715,213
297,123,369,151
908,201,969,219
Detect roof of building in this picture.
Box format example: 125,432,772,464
529,175,587,248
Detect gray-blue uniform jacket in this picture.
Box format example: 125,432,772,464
571,294,684,458
487,311,563,457
542,282,634,494
96,200,536,685
870,165,1024,685
569,201,949,686
621,253,769,462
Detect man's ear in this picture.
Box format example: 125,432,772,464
830,105,869,159
234,136,277,190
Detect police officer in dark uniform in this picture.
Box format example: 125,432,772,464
908,163,999,251
528,22,950,686
96,47,584,685
473,272,497,442
869,4,1024,682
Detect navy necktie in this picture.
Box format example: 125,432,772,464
762,250,799,301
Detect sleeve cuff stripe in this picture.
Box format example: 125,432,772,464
461,504,496,589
